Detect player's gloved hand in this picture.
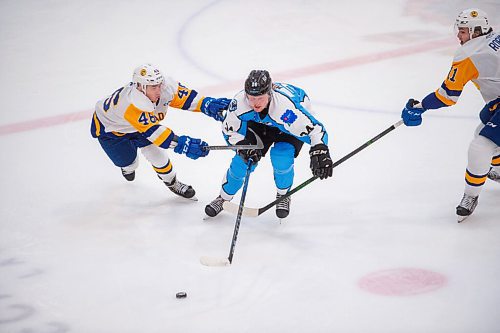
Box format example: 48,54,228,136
479,98,500,123
174,135,209,160
401,99,425,126
309,144,333,180
201,97,232,122
236,140,262,164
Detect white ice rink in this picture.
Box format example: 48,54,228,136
1,0,499,332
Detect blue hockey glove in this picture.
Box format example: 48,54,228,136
479,98,500,124
201,97,231,122
174,135,209,160
401,99,425,126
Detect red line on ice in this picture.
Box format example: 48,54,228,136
0,38,455,137
358,268,447,296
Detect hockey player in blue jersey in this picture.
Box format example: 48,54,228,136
205,70,333,218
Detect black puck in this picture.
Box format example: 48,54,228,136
176,291,187,299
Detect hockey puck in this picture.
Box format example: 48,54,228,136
175,292,187,299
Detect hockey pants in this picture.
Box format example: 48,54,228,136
220,142,296,200
97,132,175,183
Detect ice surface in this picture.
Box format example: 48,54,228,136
1,1,499,332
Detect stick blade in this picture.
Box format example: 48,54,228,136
200,256,230,267
222,201,259,217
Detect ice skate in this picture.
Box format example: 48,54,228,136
276,193,291,219
205,196,225,217
165,177,197,200
487,168,500,183
456,193,479,223
121,168,135,181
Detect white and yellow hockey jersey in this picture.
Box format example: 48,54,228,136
422,31,500,109
91,77,207,149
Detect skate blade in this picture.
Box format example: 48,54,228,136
457,215,469,223
200,256,230,267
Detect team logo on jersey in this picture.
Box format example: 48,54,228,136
486,122,497,128
281,109,297,124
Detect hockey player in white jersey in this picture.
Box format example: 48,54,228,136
401,8,500,222
205,70,333,218
91,63,231,199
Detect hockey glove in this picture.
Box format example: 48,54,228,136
237,140,262,164
479,98,500,124
201,97,232,122
309,144,333,180
174,135,209,160
401,99,425,126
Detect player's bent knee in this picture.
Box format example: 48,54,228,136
141,144,170,166
470,135,497,155
229,154,256,179
270,142,295,170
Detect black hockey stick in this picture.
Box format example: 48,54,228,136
223,119,404,217
200,159,254,266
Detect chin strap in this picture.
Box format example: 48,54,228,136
136,83,147,96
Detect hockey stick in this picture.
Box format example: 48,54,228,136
200,159,254,266
223,119,404,217
203,143,263,151
204,129,265,151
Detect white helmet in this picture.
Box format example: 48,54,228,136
455,8,490,38
132,63,164,89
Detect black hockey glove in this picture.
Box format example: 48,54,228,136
309,144,333,180
237,140,262,164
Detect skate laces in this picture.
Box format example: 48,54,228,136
168,180,191,195
276,194,290,210
121,168,133,175
459,194,477,210
488,169,500,181
209,196,225,213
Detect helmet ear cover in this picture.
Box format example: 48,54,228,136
245,70,272,96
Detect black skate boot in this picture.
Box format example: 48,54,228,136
456,193,478,223
165,177,196,199
487,168,500,183
276,193,291,219
121,168,135,181
205,196,225,217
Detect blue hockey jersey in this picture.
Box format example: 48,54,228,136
222,83,328,146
